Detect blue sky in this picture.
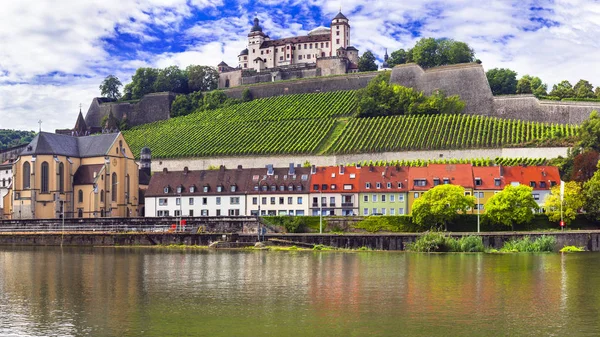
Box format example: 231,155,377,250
1,0,600,131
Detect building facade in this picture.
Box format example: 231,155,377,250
472,166,505,213
309,165,360,216
358,165,409,216
2,132,141,219
503,166,560,212
0,162,12,216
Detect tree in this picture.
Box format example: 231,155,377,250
411,38,438,68
187,65,218,92
583,162,600,221
388,49,409,67
516,76,532,94
412,184,475,230
446,40,475,64
99,75,122,100
578,110,600,152
358,51,378,72
122,82,133,101
130,67,159,99
203,90,228,110
171,91,204,117
484,185,539,229
486,68,517,95
595,86,600,98
573,79,595,99
549,80,575,99
154,65,188,93
544,181,584,225
571,150,599,182
241,88,253,102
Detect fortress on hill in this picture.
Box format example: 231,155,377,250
217,12,360,89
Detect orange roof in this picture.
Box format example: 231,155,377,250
502,166,560,190
408,164,474,191
358,165,409,192
472,166,505,190
310,166,360,193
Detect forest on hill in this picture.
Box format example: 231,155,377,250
0,129,36,151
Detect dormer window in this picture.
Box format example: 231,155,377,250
270,185,276,191
217,185,223,192
254,185,259,191
387,182,392,189
176,186,183,194
230,185,237,192
475,178,482,186
433,178,440,186
530,181,536,188
494,178,501,187
296,185,302,191
288,185,294,191
203,186,209,193
280,185,285,191
414,179,427,187
190,186,195,193
540,181,547,188
313,184,319,191
397,182,403,188
443,178,450,184
376,182,381,189
321,184,327,191
550,181,557,187
164,187,169,194
331,184,337,190
365,182,371,189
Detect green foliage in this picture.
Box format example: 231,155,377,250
171,91,204,118
358,51,378,72
186,65,218,92
354,216,418,232
203,90,229,110
0,129,36,150
242,88,253,102
356,75,464,117
407,232,484,252
412,185,475,229
409,38,475,68
347,157,550,168
550,80,575,99
130,67,159,99
578,110,600,152
302,160,311,168
573,79,595,99
262,216,322,233
486,68,518,95
559,246,585,252
99,75,122,100
388,49,410,67
583,161,600,222
516,75,547,96
499,236,556,252
484,185,539,228
154,65,188,93
544,181,584,225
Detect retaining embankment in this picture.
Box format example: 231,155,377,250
2,232,600,251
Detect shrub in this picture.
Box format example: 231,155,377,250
500,236,556,252
457,236,485,252
559,246,585,253
407,232,485,252
353,216,418,232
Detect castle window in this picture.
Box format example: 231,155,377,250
298,45,301,50
326,42,329,48
298,55,302,60
321,52,325,57
336,39,340,44
244,56,247,60
336,31,339,36
23,161,30,189
321,43,324,48
304,44,307,49
337,25,339,29
225,79,230,87
252,49,255,53
287,54,289,58
287,46,290,49
41,161,49,193
279,56,283,61
261,50,264,55
309,43,312,48
307,55,311,59
244,63,247,68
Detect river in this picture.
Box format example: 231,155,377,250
0,246,599,336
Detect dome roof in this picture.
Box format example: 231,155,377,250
141,146,151,154
333,12,348,21
308,26,331,36
239,48,249,56
251,17,263,32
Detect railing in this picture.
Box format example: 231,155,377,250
342,203,354,207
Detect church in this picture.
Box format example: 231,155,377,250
218,12,360,88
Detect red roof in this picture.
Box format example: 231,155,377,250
472,166,505,190
309,166,360,193
358,165,409,192
408,164,474,191
502,166,560,190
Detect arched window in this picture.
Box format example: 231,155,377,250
100,190,104,203
58,162,64,193
78,189,83,203
41,162,49,193
112,172,117,202
78,209,83,218
22,162,30,189
125,174,130,203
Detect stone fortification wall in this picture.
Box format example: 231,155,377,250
316,57,349,77
85,92,175,128
152,147,569,172
389,63,495,116
222,72,379,100
494,95,600,124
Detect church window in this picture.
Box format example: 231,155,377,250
78,189,83,203
100,190,104,203
58,162,64,193
41,162,49,193
23,161,30,189
112,172,117,202
78,209,83,218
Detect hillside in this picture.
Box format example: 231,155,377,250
0,129,36,151
123,90,579,160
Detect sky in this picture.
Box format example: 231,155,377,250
1,0,600,132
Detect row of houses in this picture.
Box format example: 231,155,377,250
145,163,561,217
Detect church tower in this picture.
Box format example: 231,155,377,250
248,16,267,72
330,11,350,56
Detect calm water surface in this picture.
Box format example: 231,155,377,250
1,246,599,337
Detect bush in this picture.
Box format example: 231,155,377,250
457,236,485,252
407,232,485,252
242,88,253,102
500,236,556,252
354,216,418,232
262,216,323,233
559,246,585,253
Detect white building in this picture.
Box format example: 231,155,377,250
145,166,249,217
0,162,12,215
245,164,311,216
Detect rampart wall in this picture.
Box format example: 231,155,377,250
494,95,600,124
84,92,175,128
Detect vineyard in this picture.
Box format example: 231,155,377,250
327,114,578,154
347,157,549,167
123,90,579,159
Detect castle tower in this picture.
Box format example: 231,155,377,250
330,11,350,56
140,147,152,177
248,16,267,72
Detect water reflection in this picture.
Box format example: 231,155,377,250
1,247,600,336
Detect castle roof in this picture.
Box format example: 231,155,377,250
74,110,87,132
251,17,263,32
308,26,331,36
20,132,119,158
218,61,229,67
261,33,330,48
333,12,348,21
239,48,248,56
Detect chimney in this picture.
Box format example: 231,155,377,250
369,165,374,172
219,165,225,172
183,166,189,174
289,163,295,175
356,163,362,169
163,167,168,173
339,165,344,175
499,165,504,177
237,165,243,170
311,165,316,174
267,164,274,175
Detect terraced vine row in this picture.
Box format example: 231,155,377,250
347,157,549,167
328,114,578,154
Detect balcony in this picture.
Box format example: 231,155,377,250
312,203,319,207
329,203,336,207
341,202,354,207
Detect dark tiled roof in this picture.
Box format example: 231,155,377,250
218,61,228,67
333,12,348,21
73,164,104,185
139,170,151,186
20,132,119,158
146,167,252,197
245,166,311,194
239,49,248,56
261,34,330,48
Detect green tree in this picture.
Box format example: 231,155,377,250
549,80,575,99
130,67,159,99
358,51,378,72
445,40,475,64
486,68,518,95
516,76,532,94
154,65,188,93
122,82,133,101
186,65,218,92
583,162,600,221
203,90,228,110
530,76,548,97
410,38,474,68
411,38,438,68
484,185,539,229
544,181,583,225
412,184,475,230
595,86,600,98
573,79,595,99
99,75,122,100
578,110,600,152
241,88,253,102
388,49,409,67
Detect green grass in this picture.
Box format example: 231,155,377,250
500,236,556,252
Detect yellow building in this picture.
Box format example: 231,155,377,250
2,132,141,219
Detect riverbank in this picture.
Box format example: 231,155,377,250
1,231,600,251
